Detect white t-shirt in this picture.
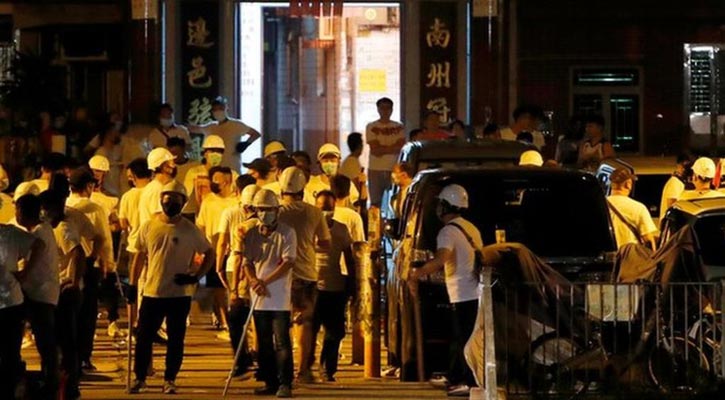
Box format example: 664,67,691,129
659,176,686,221
90,191,119,219
340,155,362,181
278,200,331,282
135,217,211,298
243,223,297,311
65,194,115,270
119,187,143,252
196,193,239,243
678,189,724,201
365,120,405,171
198,118,253,173
54,208,97,287
138,179,165,225
607,195,658,248
23,223,60,305
0,224,35,309
148,125,192,150
333,206,365,242
436,217,483,304
30,178,50,193
500,127,545,149
217,206,258,273
305,175,360,206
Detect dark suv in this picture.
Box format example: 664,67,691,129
386,166,617,381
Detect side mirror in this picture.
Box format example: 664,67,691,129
384,218,401,241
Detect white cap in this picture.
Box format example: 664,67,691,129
89,155,110,172
240,184,261,206
253,188,280,208
147,148,175,170
692,157,716,179
317,143,341,160
160,180,187,199
14,182,40,201
202,135,225,150
519,150,544,167
279,166,307,194
264,141,287,158
438,184,469,209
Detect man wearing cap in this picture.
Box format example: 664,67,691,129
305,143,363,208
277,167,331,384
184,135,239,218
66,167,115,372
518,150,544,167
607,168,658,251
148,103,192,151
129,181,214,395
264,140,288,178
408,184,482,397
244,158,274,187
189,96,261,173
678,157,723,201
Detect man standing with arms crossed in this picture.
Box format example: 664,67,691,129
366,98,405,206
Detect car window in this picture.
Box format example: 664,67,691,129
417,174,615,257
693,216,725,266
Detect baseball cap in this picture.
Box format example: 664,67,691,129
692,157,716,179
610,167,637,184
243,158,272,175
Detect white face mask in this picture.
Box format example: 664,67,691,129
321,161,338,177
160,118,173,128
213,111,227,122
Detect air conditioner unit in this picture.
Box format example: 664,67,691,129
319,17,334,40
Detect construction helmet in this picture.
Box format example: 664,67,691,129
264,141,287,158
519,150,544,167
692,157,716,179
147,148,174,171
437,184,469,209
279,166,307,194
317,143,341,160
88,155,110,172
240,184,261,206
202,135,225,150
160,180,187,200
252,188,279,208
13,182,40,202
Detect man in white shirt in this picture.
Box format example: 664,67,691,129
89,155,121,216
15,194,61,394
306,144,363,207
183,135,235,218
168,137,200,192
500,105,545,149
243,189,297,398
330,175,365,242
339,133,369,201
139,147,178,226
408,184,481,397
607,168,658,251
366,98,405,206
678,157,723,201
659,154,691,221
278,167,331,384
148,103,192,151
190,96,261,173
129,181,214,395
66,167,114,372
264,140,288,179
197,166,239,334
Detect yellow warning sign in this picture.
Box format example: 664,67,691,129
358,69,387,93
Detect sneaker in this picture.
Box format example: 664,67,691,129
163,380,177,394
295,370,316,384
429,375,449,389
154,329,168,344
215,330,231,341
276,384,292,398
128,379,147,394
108,321,127,338
446,384,470,397
253,385,278,395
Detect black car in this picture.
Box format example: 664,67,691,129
386,166,617,381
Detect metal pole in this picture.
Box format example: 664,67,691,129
481,269,498,399
222,296,260,398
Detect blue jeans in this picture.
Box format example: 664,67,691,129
254,310,293,388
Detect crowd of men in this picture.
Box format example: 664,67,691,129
3,91,720,400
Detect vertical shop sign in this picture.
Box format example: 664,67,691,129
420,2,457,124
180,1,220,125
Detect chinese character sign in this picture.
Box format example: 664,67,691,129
420,2,457,126
180,1,220,125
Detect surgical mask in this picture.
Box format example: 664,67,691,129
258,210,278,227
162,201,183,217
207,153,223,167
210,182,221,194
321,162,338,177
160,118,173,128
213,111,227,122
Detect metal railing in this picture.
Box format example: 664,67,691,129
476,280,725,398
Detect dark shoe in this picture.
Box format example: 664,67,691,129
81,360,97,372
253,385,278,395
276,384,292,398
128,379,148,394
163,380,178,394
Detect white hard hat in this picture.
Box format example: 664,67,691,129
88,155,110,172
438,184,469,209
240,184,261,206
519,150,543,167
253,188,279,208
692,157,716,179
264,141,287,158
160,180,187,199
13,182,40,201
317,143,341,160
202,135,225,150
147,148,175,171
279,166,307,194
